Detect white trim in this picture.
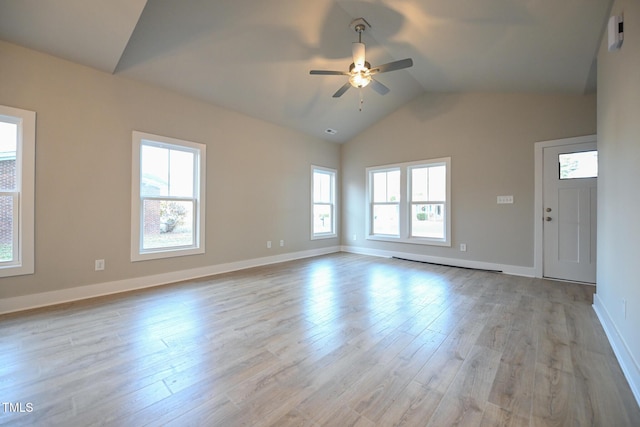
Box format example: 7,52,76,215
0,246,341,315
366,157,451,247
593,294,640,407
310,165,337,240
533,134,596,278
131,131,206,262
341,245,535,277
0,105,35,278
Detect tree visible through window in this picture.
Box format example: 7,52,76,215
141,143,195,249
410,164,447,239
132,132,206,261
559,151,598,179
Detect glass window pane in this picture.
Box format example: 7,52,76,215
313,204,332,233
373,204,399,236
314,172,331,203
373,172,387,202
169,149,194,197
428,166,446,201
142,200,194,250
559,151,598,179
411,204,445,238
0,195,13,262
387,170,400,202
141,145,168,196
373,170,400,203
411,167,428,202
0,121,17,191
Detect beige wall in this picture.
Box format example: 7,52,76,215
341,92,597,269
595,0,640,397
0,40,340,300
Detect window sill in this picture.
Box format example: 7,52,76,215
0,263,34,278
366,235,451,247
131,246,205,262
311,233,337,240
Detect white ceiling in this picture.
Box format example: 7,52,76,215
0,0,612,143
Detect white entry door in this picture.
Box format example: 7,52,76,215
543,142,597,283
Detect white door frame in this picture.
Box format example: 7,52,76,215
534,134,597,278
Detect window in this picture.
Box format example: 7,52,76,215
0,105,35,278
559,150,598,179
311,166,337,239
131,132,205,261
367,158,451,246
410,164,447,239
370,168,401,236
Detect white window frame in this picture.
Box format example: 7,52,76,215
0,106,35,277
131,131,206,261
311,165,337,239
368,166,401,237
366,157,451,247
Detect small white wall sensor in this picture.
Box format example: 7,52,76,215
608,15,624,51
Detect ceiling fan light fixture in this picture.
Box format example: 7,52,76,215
308,17,413,100
349,71,371,88
348,61,372,88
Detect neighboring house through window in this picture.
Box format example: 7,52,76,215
131,131,206,261
311,166,337,239
0,105,35,278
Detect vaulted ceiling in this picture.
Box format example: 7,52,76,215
0,0,612,142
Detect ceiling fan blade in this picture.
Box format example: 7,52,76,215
310,70,349,75
370,58,413,74
370,79,390,95
333,82,352,98
352,42,366,68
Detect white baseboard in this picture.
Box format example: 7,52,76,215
341,245,535,277
0,246,340,315
593,293,640,407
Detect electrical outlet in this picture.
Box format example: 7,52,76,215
280,240,284,247
95,259,105,271
267,241,272,249
460,243,467,252
353,234,357,241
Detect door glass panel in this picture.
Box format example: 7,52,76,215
559,151,598,179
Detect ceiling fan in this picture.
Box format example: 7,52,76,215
310,18,413,98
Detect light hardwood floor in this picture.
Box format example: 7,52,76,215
1,253,638,426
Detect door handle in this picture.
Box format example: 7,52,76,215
545,217,552,222
546,207,552,212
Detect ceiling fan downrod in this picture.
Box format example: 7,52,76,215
355,23,365,43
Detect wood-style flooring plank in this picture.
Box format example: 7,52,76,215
0,253,638,426
426,345,502,426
